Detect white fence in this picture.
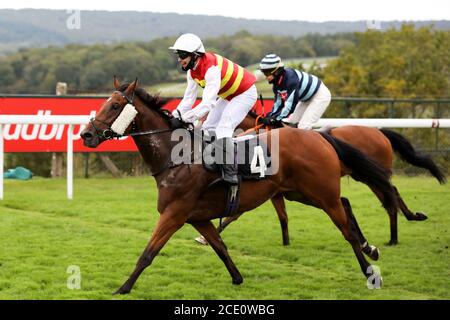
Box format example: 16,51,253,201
0,115,91,200
316,118,450,128
0,115,449,200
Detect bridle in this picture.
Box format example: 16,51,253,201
89,90,176,140
88,89,194,176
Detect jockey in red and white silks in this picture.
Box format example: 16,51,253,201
169,33,257,185
171,35,257,140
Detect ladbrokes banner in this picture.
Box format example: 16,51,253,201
0,96,269,152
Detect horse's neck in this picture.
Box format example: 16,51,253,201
239,114,257,130
132,104,173,178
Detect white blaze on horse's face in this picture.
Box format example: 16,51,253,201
110,103,138,135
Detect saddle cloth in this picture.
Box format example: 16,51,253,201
202,134,273,180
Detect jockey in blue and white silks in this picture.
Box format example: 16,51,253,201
259,54,331,130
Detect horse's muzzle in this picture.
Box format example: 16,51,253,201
80,127,100,148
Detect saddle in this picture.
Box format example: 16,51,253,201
202,133,274,217
202,134,273,181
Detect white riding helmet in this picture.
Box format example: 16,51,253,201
169,33,205,54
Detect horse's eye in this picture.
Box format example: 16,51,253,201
112,104,120,110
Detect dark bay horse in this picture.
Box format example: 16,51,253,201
80,78,397,294
220,112,446,246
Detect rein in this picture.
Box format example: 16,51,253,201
237,114,269,137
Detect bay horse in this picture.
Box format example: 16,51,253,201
216,112,446,246
80,78,396,294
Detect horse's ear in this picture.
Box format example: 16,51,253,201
113,75,120,90
125,78,139,95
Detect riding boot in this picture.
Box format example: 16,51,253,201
216,137,239,185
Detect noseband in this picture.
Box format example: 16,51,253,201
89,90,135,140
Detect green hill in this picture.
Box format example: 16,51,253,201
1,9,449,55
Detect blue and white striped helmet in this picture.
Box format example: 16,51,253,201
259,54,284,70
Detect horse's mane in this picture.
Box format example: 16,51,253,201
248,110,259,119
118,84,167,111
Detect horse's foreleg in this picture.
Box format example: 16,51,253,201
341,197,379,261
394,186,428,221
369,186,398,245
114,212,185,295
271,194,290,246
193,221,243,285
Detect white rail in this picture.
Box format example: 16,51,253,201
0,115,91,200
315,118,450,128
0,116,449,200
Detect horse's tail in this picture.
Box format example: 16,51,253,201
319,132,397,214
380,128,447,184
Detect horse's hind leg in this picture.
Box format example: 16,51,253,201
217,214,243,233
197,193,290,247
324,200,382,286
369,186,399,245
341,197,379,261
394,186,428,221
271,194,290,246
194,214,243,245
114,212,185,295
193,221,243,285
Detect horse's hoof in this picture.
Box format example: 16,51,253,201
232,276,243,285
386,240,398,246
195,236,209,246
366,273,383,289
113,290,129,295
414,212,428,221
369,246,380,261
113,287,130,295
363,244,380,260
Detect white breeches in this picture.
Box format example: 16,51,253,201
283,83,331,130
202,85,257,139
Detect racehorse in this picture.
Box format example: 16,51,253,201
80,78,397,294
218,112,446,246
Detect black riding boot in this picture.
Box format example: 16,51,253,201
216,137,238,185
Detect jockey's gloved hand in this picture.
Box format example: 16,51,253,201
168,109,185,129
260,115,279,126
172,109,184,119
168,116,184,129
181,109,197,124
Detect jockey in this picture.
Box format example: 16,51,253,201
259,54,331,130
170,33,257,185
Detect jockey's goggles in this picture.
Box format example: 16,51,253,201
261,67,279,77
176,51,191,60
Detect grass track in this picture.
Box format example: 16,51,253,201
0,176,448,300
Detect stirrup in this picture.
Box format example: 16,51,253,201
225,181,240,216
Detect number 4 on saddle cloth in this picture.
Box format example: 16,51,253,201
202,133,274,180
202,132,275,216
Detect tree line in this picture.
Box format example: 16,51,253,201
2,25,449,177
0,31,355,94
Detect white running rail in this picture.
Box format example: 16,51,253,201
0,116,449,200
0,115,91,200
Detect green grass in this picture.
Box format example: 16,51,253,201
0,176,448,300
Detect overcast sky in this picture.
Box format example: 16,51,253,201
1,0,449,22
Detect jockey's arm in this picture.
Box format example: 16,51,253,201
271,76,300,121
182,66,221,123
174,72,198,118
268,92,282,118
